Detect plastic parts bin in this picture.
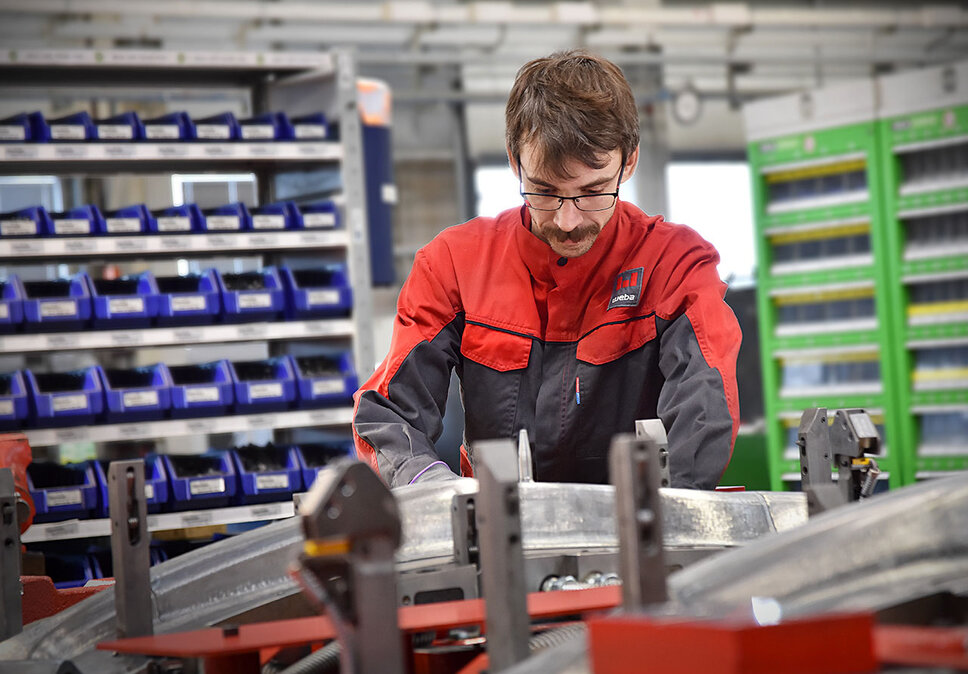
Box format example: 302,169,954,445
230,443,302,504
48,205,104,237
0,111,50,142
238,112,294,141
193,112,240,142
143,111,197,141
298,200,340,229
292,353,357,408
45,553,98,589
154,269,221,326
201,202,250,233
250,202,296,231
0,370,29,431
281,265,352,319
217,267,285,323
47,111,95,142
93,112,144,141
294,441,355,491
0,275,25,333
26,366,104,427
22,273,93,332
26,460,102,522
98,363,172,423
229,356,297,413
168,360,234,419
150,203,205,234
102,204,153,235
291,113,328,140
89,272,160,329
161,451,237,510
0,206,52,238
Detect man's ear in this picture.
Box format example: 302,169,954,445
622,146,640,183
507,147,521,180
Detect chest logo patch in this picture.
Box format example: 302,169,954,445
609,267,644,309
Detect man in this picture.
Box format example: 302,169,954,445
353,49,741,489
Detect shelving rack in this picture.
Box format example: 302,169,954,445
878,60,968,483
743,79,905,491
0,47,375,542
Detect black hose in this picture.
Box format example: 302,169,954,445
277,640,342,674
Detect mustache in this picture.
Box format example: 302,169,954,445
538,224,598,243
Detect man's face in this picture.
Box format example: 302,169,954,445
515,145,631,259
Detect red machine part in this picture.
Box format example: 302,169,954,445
22,576,112,625
0,432,34,534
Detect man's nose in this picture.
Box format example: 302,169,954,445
554,199,582,232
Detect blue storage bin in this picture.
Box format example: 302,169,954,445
239,112,293,141
217,267,285,323
250,202,296,231
93,112,144,141
229,357,297,413
26,366,104,428
0,371,29,431
0,112,50,142
47,111,95,142
193,112,240,142
168,360,234,418
98,363,172,423
150,203,205,234
143,111,196,141
88,271,160,329
0,206,52,238
294,441,355,491
96,455,169,515
161,451,237,510
281,265,352,319
102,204,153,235
0,275,25,333
46,553,98,589
48,205,105,237
298,200,340,229
201,202,250,233
26,460,102,522
292,353,357,408
155,269,221,326
22,273,92,332
291,113,328,140
230,443,302,504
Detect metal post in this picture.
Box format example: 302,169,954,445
108,460,153,639
0,467,22,640
635,419,670,488
517,429,534,483
609,433,668,611
475,438,530,671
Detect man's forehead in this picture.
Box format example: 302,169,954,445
523,153,621,187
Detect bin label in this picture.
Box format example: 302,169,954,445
255,474,289,490
294,124,326,139
241,124,275,140
0,305,8,320
0,218,38,236
52,394,87,411
50,124,86,140
312,378,344,396
145,124,180,140
53,218,91,235
106,217,142,233
186,386,220,403
97,124,134,140
189,477,225,495
123,390,159,408
0,400,13,416
0,126,26,141
109,297,145,315
145,483,155,500
156,216,191,231
47,489,83,507
171,295,207,312
205,215,240,230
196,124,230,140
307,289,340,306
40,300,77,317
239,293,272,309
252,214,286,229
249,382,283,399
302,212,336,228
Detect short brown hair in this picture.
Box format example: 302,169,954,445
505,49,640,180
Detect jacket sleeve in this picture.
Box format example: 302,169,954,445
353,247,464,487
653,227,742,489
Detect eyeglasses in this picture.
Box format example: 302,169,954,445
519,159,624,212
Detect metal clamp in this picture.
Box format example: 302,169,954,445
108,460,153,639
635,419,671,488
0,467,23,640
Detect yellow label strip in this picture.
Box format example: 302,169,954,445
908,300,968,317
770,223,870,245
765,159,867,184
913,367,968,382
774,287,874,306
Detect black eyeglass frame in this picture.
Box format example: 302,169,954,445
517,156,626,212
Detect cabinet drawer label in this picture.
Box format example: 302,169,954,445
196,124,230,140
50,124,86,140
239,293,272,309
307,289,340,306
40,300,77,317
53,394,87,411
145,124,180,140
241,125,275,140
157,216,191,232
0,305,8,320
255,474,289,490
0,126,26,141
53,218,91,235
249,382,283,399
145,483,155,500
186,386,220,403
1,218,38,236
109,297,145,314
252,214,285,229
106,217,142,233
189,477,225,495
302,212,336,228
294,124,326,139
312,378,345,396
205,215,240,230
0,400,14,416
97,124,133,140
123,390,159,408
171,295,207,312
47,489,83,507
